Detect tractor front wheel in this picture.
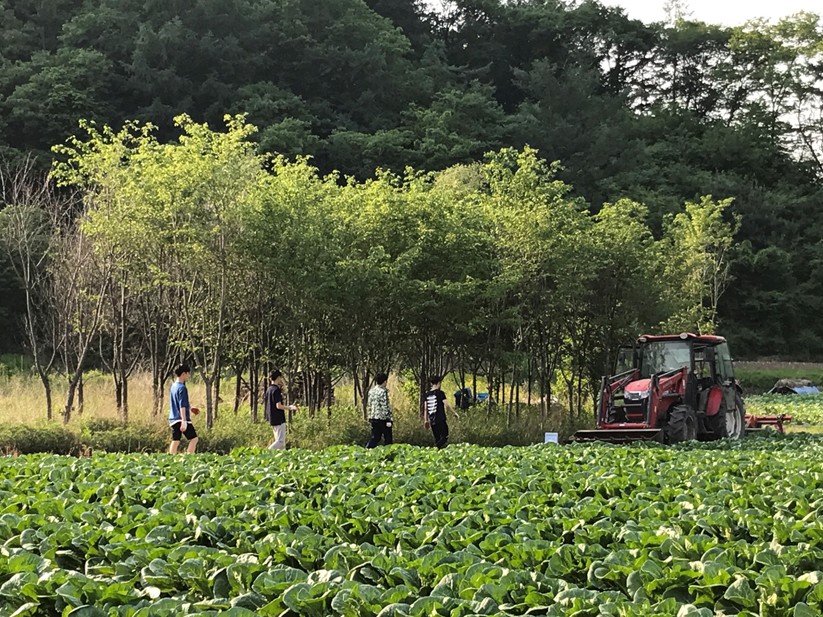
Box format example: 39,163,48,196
666,404,698,444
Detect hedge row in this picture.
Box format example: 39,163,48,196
0,405,589,455
0,418,256,455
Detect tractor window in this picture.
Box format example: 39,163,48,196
615,346,634,374
639,341,691,378
716,343,735,381
693,347,712,380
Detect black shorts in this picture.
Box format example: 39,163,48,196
170,421,197,441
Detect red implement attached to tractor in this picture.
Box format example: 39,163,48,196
574,333,790,444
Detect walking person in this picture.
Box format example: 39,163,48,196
366,372,393,448
424,375,459,449
169,363,199,454
265,371,298,450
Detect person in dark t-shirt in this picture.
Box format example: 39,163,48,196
265,370,298,450
424,375,459,449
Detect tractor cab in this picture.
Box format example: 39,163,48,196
576,333,746,444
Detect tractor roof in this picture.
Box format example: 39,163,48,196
638,333,726,345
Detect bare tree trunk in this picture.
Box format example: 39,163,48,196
152,377,164,418
419,355,428,420
314,371,322,418
360,368,370,419
352,362,359,408
122,375,129,424
38,369,52,422
538,328,547,420
152,375,160,416
305,367,314,418
112,280,129,423
250,353,259,423
234,362,243,414
114,377,123,417
63,367,84,425
204,377,214,428
507,364,516,426
326,369,333,418
214,360,222,424
77,374,84,417
487,366,494,417
527,355,533,407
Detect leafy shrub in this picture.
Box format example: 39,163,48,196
0,424,81,455
81,417,128,433
399,370,420,407
0,403,587,455
0,354,34,378
81,422,167,453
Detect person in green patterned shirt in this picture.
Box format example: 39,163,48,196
366,372,393,447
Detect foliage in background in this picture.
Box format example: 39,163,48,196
0,1,821,359
1,2,822,433
23,118,733,427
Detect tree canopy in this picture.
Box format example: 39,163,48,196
1,0,822,365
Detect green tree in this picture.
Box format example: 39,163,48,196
662,196,739,334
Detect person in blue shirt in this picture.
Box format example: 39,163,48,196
169,363,199,454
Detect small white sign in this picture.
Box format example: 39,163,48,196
544,432,559,444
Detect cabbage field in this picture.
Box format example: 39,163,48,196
1,435,823,616
745,394,823,426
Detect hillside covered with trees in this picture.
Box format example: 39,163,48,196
0,0,822,380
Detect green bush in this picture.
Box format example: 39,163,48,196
81,421,167,453
0,424,81,455
0,404,587,455
81,417,128,433
0,354,34,378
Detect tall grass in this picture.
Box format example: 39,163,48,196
0,370,588,451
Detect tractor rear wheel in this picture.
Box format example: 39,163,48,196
706,393,745,440
666,404,698,444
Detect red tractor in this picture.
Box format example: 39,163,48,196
574,333,789,444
